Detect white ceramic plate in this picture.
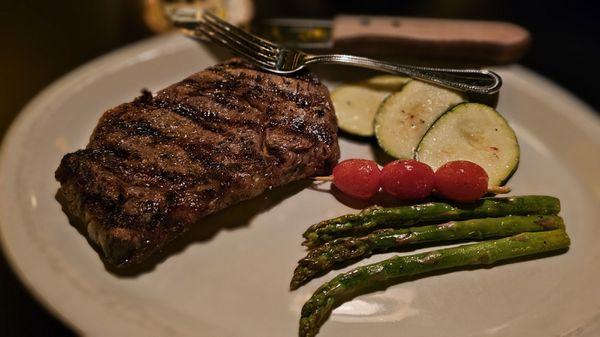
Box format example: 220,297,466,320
1,34,599,337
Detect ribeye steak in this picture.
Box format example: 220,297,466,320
55,58,339,266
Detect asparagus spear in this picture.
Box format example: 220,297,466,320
299,229,570,337
303,195,560,247
291,215,563,289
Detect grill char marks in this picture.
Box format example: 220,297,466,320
55,58,340,266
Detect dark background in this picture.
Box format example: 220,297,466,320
0,1,598,336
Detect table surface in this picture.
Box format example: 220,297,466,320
0,1,597,336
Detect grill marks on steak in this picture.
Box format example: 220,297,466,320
55,58,339,266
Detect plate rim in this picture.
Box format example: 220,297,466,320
0,33,193,336
0,33,599,336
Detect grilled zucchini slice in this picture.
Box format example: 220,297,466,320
331,75,409,136
374,80,464,158
416,102,520,185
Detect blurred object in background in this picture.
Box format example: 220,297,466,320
142,0,253,33
149,1,530,66
257,16,530,65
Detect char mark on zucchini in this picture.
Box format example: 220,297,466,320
374,80,464,159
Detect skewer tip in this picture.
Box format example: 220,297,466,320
312,175,333,182
488,185,511,194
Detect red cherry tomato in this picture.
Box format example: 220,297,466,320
434,160,489,202
381,160,435,200
332,159,381,200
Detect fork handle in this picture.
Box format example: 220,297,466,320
304,54,501,94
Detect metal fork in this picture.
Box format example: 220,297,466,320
174,11,502,94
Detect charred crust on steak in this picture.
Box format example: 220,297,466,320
55,58,340,266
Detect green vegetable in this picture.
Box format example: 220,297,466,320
291,215,563,289
332,75,409,136
299,229,570,337
415,102,520,185
374,80,464,159
302,196,560,247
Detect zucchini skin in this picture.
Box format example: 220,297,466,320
467,91,499,108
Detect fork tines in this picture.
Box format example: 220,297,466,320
195,12,279,69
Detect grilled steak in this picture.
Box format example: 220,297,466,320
55,58,339,266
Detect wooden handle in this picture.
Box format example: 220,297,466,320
332,15,531,65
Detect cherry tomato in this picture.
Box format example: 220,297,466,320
434,160,489,202
332,159,381,200
381,160,435,200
